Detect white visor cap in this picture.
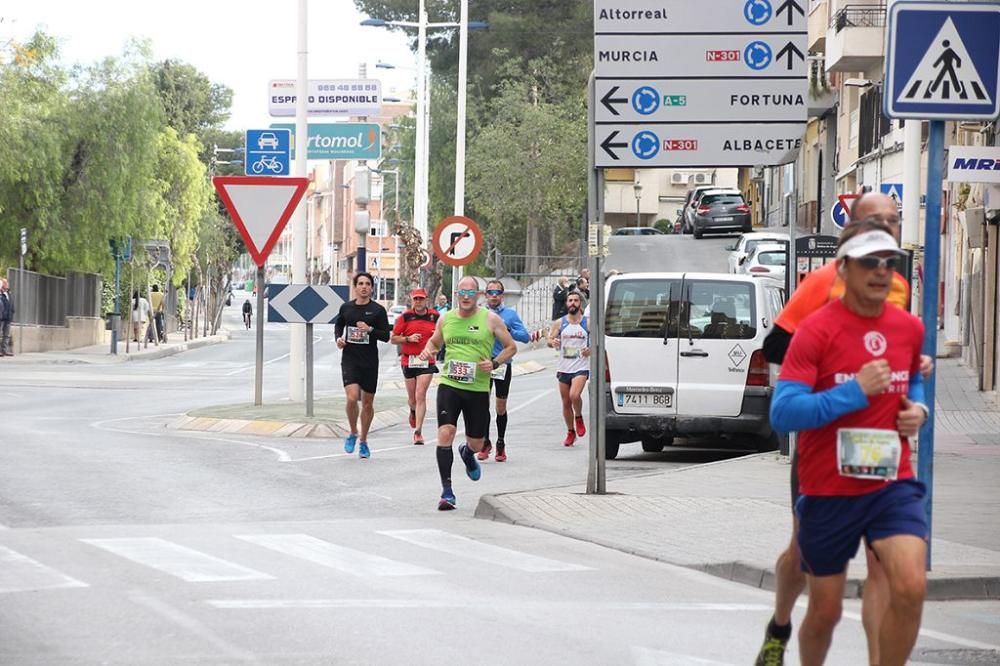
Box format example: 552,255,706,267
836,230,906,259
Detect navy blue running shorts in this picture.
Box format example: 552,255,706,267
795,479,928,577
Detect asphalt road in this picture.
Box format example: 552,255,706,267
3,235,997,664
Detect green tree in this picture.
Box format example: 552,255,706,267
151,60,233,145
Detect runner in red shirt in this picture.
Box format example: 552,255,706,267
770,229,930,666
390,288,440,445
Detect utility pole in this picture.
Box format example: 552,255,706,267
289,0,308,401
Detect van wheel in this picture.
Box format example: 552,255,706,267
693,227,703,239
605,435,621,460
641,436,673,452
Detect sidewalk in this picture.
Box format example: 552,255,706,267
0,331,230,365
476,358,1000,601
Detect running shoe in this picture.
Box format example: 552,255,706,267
754,636,787,666
438,490,457,511
358,441,370,459
575,415,586,438
563,430,576,447
477,439,492,461
409,409,416,429
458,444,482,481
344,433,358,454
413,431,425,445
495,443,507,462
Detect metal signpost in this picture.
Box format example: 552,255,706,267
588,0,809,493
245,128,291,176
269,79,382,117
212,176,309,406
271,123,382,161
18,227,26,355
266,284,349,416
884,1,1000,567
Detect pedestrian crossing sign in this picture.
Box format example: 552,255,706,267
884,2,1000,120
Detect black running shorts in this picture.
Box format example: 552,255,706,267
402,365,438,380
342,362,379,394
436,384,490,439
490,363,512,399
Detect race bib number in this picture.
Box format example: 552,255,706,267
346,326,369,345
837,429,901,480
562,346,580,359
447,360,477,384
408,355,429,369
490,364,508,380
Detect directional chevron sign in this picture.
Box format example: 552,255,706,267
593,0,808,167
266,284,350,324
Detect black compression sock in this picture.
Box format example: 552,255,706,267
436,447,454,488
496,412,508,440
767,617,792,641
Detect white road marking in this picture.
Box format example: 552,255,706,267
379,529,592,572
0,545,88,593
224,351,291,376
633,646,737,666
236,533,439,577
841,610,1000,651
205,599,770,611
291,444,417,463
129,592,257,662
81,538,273,582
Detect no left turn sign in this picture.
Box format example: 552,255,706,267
432,216,483,267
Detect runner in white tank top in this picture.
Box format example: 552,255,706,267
547,291,591,447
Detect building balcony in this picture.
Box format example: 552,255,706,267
825,4,886,73
808,0,828,53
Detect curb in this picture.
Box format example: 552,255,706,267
170,405,412,440
122,333,231,362
2,332,230,365
474,494,1000,602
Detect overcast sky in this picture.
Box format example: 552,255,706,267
3,0,416,131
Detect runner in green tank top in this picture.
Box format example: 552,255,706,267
418,276,518,511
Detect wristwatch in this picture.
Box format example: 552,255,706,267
491,358,500,370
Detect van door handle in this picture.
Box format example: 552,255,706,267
680,350,709,357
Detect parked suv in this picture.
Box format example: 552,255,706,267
691,190,751,238
681,184,719,234
603,272,785,459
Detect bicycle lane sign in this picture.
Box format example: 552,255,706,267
245,128,291,176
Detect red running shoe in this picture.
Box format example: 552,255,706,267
563,430,576,447
477,440,492,461
413,431,425,445
495,443,507,462
575,415,586,438
408,410,416,429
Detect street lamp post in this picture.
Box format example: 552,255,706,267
633,181,643,228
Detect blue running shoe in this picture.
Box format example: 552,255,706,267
438,490,457,511
459,444,481,482
359,441,370,459
344,433,357,454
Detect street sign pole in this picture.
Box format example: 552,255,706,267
18,227,25,355
918,120,945,568
306,322,314,417
255,266,265,407
587,71,608,495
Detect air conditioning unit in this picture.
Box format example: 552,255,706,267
694,173,708,184
671,173,687,184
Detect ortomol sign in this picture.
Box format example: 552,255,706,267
948,145,1000,184
270,123,381,161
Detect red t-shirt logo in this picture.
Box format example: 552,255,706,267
864,331,887,357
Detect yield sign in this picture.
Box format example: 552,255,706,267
212,176,309,267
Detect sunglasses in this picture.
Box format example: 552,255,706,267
852,255,901,271
457,289,478,298
485,289,504,296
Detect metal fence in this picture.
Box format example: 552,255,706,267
831,4,886,32
489,251,585,334
5,269,102,326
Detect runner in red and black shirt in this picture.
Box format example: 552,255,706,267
391,288,440,445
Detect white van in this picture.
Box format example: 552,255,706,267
603,272,785,459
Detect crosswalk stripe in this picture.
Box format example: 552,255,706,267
80,538,273,582
236,534,440,577
0,545,89,593
378,529,593,573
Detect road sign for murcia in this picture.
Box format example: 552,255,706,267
593,0,808,168
884,2,1000,120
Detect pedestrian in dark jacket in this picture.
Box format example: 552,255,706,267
0,278,14,356
552,277,570,320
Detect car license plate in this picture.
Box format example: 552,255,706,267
617,392,673,409
714,216,733,222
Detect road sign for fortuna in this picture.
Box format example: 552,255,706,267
213,176,309,267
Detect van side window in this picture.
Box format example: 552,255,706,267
606,279,681,338
684,281,757,340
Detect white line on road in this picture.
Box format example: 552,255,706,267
205,599,771,611
379,529,592,572
81,538,274,582
235,534,440,577
842,609,1000,652
129,592,258,662
0,545,89,593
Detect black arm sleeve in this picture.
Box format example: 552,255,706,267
762,324,793,365
372,307,391,343
334,303,348,339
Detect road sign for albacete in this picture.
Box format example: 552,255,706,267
432,216,483,267
593,0,808,168
212,176,309,267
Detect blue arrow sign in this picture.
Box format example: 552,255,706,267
266,284,350,324
245,129,291,176
885,2,1000,120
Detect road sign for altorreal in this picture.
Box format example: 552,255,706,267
593,0,808,168
213,176,309,267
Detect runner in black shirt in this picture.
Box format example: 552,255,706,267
334,272,390,459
